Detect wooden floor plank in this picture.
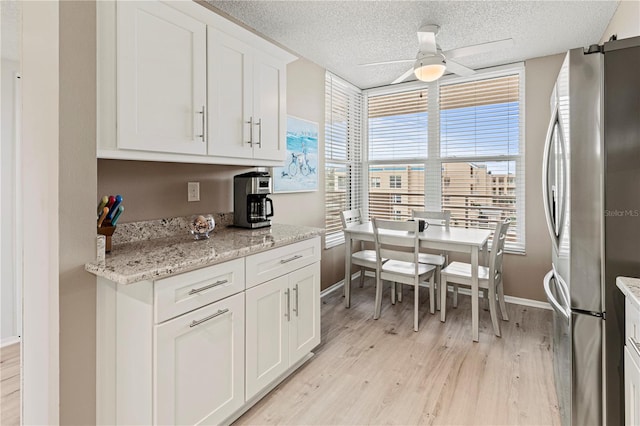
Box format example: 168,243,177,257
1,342,21,426
235,279,560,425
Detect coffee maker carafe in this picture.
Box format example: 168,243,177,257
233,172,274,229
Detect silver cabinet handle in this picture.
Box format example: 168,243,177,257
189,308,229,328
630,337,640,358
285,288,291,322
197,106,205,141
188,279,228,295
246,116,254,145
293,284,299,317
280,254,302,264
255,118,262,148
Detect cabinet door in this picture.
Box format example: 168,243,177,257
117,1,207,155
245,275,289,400
208,27,254,159
626,347,640,426
155,293,244,425
289,262,321,365
252,53,286,161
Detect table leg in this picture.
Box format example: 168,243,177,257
344,235,352,308
471,246,479,342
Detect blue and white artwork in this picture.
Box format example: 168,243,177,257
273,116,319,193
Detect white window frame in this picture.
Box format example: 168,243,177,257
363,63,526,253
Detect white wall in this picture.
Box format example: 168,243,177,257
1,58,19,344
22,0,60,423
600,0,640,43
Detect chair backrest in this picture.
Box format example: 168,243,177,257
340,208,364,230
372,218,420,271
412,210,451,229
489,219,511,284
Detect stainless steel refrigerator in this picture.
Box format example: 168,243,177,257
542,36,640,426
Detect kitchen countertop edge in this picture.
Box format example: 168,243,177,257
616,276,640,308
85,223,324,285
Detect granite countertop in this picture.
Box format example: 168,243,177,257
85,221,324,285
616,276,640,308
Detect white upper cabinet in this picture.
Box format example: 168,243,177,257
208,29,286,162
97,1,296,165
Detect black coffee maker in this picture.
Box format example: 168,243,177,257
233,172,274,228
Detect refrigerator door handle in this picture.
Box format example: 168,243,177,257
544,269,570,320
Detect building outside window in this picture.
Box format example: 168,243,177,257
389,175,402,189
370,176,381,188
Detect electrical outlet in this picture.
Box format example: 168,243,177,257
187,182,200,202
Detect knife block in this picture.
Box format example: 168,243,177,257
97,225,116,253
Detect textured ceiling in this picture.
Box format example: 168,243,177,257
206,0,619,89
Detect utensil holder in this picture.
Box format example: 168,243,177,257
97,224,116,253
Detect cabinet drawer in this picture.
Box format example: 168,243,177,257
154,258,244,323
246,237,320,289
626,299,640,353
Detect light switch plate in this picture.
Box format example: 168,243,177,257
188,182,200,202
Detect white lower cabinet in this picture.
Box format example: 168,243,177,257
96,237,321,425
245,262,321,400
155,292,244,425
624,346,640,426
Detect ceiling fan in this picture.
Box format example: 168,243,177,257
360,24,513,84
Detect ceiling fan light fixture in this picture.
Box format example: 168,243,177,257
414,54,446,82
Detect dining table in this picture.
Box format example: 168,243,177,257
342,221,492,342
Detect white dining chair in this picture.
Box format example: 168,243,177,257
372,218,436,332
407,210,451,310
341,209,383,291
439,218,511,338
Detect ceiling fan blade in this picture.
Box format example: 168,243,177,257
391,67,415,85
443,38,514,60
358,58,414,67
417,26,438,54
445,59,476,77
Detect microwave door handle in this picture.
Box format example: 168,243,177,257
544,270,570,320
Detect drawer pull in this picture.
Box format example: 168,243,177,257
189,308,229,328
280,254,303,264
631,337,640,358
188,279,228,295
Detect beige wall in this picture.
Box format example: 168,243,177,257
58,1,98,424
600,0,640,43
21,1,60,423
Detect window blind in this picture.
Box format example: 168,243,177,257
325,72,363,248
367,88,428,221
439,72,524,251
368,88,428,162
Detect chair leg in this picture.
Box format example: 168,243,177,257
453,284,458,308
435,265,441,311
440,276,447,322
483,288,489,311
488,285,501,337
397,282,403,303
374,275,383,320
428,274,435,315
359,267,366,287
414,282,419,332
497,280,509,321
391,281,396,305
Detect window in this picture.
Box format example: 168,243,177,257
363,65,525,252
370,177,381,188
324,72,363,248
439,72,524,251
367,88,428,221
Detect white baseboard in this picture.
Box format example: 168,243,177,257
321,276,552,310
1,336,21,348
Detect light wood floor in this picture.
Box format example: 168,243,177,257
235,279,560,425
1,342,20,426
